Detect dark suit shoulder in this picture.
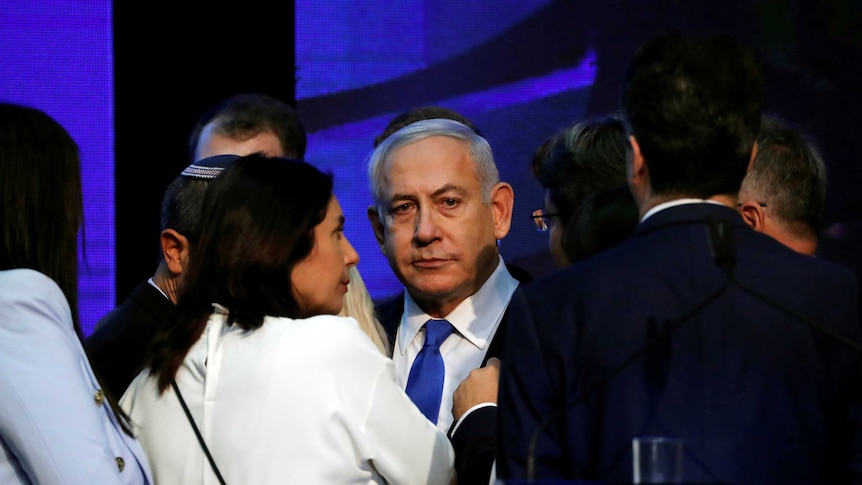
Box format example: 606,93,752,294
506,262,534,285
89,282,171,342
374,292,404,356
86,280,173,398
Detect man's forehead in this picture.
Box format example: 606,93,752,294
384,137,475,169
380,162,478,198
198,132,284,160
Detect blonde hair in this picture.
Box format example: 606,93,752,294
340,266,390,355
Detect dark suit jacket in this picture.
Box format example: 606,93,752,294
497,203,862,483
375,262,532,485
86,280,173,400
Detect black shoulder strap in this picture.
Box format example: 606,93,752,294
172,380,226,485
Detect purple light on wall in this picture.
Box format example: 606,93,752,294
0,1,114,335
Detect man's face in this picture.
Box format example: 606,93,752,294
195,124,284,160
370,135,511,316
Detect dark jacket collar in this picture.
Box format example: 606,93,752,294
635,202,747,238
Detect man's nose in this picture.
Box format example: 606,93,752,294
413,206,441,245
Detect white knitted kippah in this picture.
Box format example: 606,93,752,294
180,154,239,180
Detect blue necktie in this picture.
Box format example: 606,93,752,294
405,319,454,424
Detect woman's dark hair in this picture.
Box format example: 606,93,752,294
0,103,83,328
148,154,333,392
0,102,136,433
563,184,639,263
531,115,628,224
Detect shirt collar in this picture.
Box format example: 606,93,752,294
641,198,726,222
398,255,519,354
147,277,170,300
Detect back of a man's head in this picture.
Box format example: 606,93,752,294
373,105,479,148
739,115,827,245
160,155,240,238
621,32,764,198
188,93,307,161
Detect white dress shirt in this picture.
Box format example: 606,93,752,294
0,269,152,485
122,308,453,485
394,255,519,432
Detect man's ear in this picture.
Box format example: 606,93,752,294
738,201,766,232
628,135,648,184
627,135,650,204
747,141,758,173
489,182,514,240
160,229,189,275
367,205,387,253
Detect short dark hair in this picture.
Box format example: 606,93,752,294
532,114,628,223
188,93,307,160
373,105,480,148
621,32,763,198
148,154,333,392
159,155,239,239
742,115,827,235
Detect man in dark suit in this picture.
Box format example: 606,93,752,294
368,116,524,483
496,32,862,483
86,154,239,398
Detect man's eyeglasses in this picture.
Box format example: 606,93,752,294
530,208,560,232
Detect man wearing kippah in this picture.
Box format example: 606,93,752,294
87,93,307,400
87,155,238,399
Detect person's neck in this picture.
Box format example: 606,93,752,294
415,298,463,320
785,237,818,257
765,225,818,257
151,264,180,304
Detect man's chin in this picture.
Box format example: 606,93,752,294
405,278,465,301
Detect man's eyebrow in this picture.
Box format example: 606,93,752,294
387,192,418,203
387,184,467,203
431,184,467,198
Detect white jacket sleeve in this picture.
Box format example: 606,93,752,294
363,357,455,485
327,318,454,485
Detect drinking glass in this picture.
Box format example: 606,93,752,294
632,436,683,484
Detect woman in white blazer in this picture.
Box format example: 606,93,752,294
0,103,153,484
122,154,454,485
